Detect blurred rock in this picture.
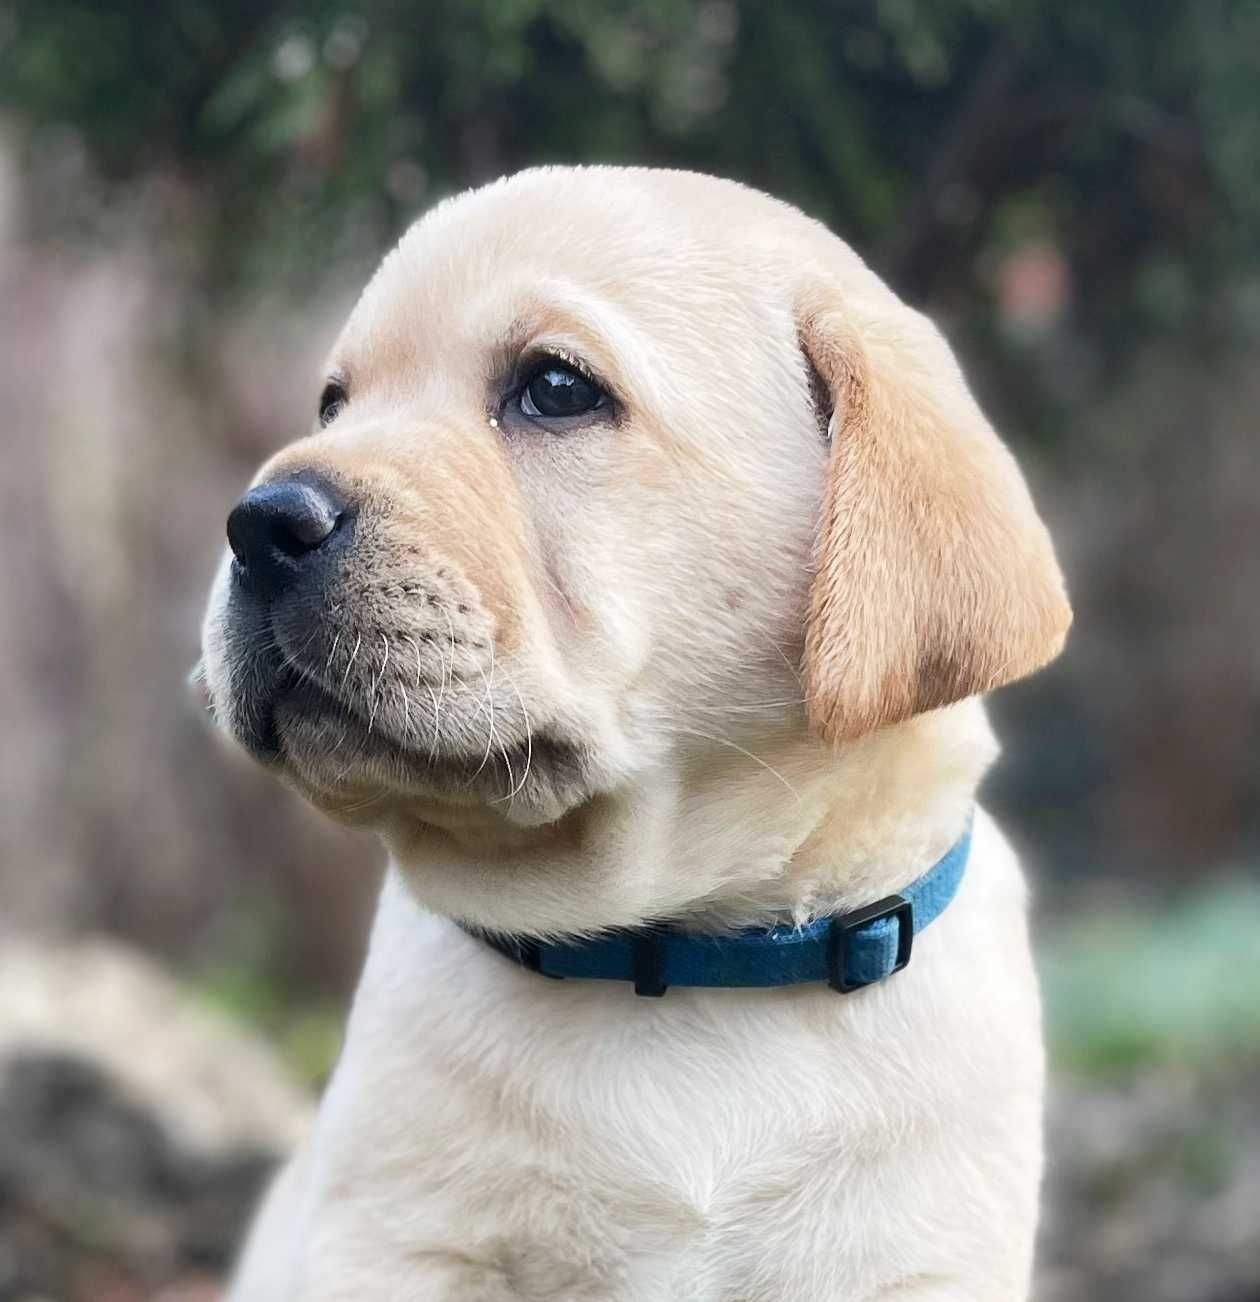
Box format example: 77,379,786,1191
2,945,1257,1301
0,937,312,1300
1038,1066,1260,1302
0,938,312,1155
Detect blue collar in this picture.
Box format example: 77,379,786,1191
470,815,973,997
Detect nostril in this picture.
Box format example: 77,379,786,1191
270,488,340,557
226,475,346,594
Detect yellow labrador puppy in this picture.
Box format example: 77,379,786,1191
201,166,1070,1301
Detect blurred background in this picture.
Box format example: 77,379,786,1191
0,1,1257,1298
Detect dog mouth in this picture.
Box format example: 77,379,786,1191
200,496,608,827
207,627,596,827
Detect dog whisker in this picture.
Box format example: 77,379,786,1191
671,726,803,805
341,631,362,690
422,684,443,764
281,627,331,693
497,736,515,805
328,787,389,817
325,628,343,682
765,634,806,692
332,735,364,788
466,643,498,784
367,636,390,735
439,607,456,718
491,668,534,806
696,698,809,716
398,681,411,740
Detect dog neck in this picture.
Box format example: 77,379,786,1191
383,699,996,937
661,698,996,931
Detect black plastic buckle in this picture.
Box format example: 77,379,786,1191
631,933,668,997
827,895,913,993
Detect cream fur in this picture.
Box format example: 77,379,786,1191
202,166,1069,1300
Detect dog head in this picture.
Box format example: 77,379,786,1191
201,167,1069,923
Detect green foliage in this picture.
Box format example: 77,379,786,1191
2,0,1256,361
185,898,345,1087
1042,877,1260,1076
193,960,344,1088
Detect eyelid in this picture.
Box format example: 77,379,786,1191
319,377,349,426
520,347,599,386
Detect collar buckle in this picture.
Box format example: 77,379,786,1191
631,933,668,998
827,895,914,993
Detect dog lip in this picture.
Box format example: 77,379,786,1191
220,630,594,815
270,674,430,767
230,661,296,762
270,673,586,792
240,696,283,762
229,647,376,764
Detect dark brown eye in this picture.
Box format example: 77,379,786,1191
519,362,606,420
319,379,347,427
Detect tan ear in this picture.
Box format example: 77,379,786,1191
798,275,1071,743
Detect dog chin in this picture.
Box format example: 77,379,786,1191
216,672,600,831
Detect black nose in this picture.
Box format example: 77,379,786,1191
227,475,345,597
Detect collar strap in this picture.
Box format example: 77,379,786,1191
469,815,973,998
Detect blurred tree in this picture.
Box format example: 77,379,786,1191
2,0,1256,408
0,0,1256,912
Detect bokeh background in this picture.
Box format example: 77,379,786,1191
1,2,1257,1298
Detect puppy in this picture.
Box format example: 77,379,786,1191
201,166,1070,1301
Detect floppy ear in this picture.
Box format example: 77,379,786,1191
797,272,1071,744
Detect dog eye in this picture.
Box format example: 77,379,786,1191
318,380,347,427
519,362,606,420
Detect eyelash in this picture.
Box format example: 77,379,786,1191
318,354,610,427
518,349,599,390
319,380,348,427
